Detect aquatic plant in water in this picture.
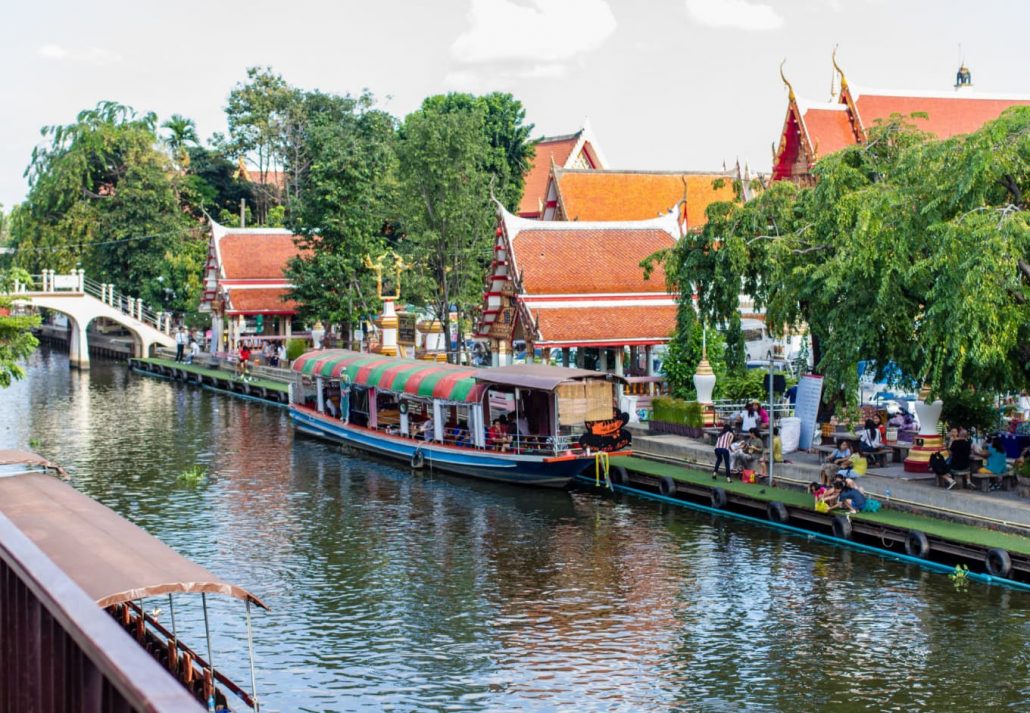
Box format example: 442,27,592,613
177,465,208,486
949,564,969,592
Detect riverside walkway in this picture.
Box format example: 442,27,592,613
627,426,1030,534
130,356,290,404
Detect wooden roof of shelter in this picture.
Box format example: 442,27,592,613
199,219,308,316
476,207,681,349
0,471,267,609
518,122,608,218
547,168,737,229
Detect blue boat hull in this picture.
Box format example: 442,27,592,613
290,407,592,488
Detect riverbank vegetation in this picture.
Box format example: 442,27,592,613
3,67,532,349
655,108,1030,408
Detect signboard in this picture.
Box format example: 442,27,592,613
398,313,417,345
796,374,824,450
53,275,79,290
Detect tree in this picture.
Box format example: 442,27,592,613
0,268,40,387
284,92,397,331
396,99,497,360
658,107,1030,407
161,114,199,169
223,67,299,223
11,101,204,316
661,300,728,399
723,311,747,374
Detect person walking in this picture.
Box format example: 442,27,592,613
174,326,186,362
713,424,734,481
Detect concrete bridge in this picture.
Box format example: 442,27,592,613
5,270,176,369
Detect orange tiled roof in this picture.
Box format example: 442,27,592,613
801,107,856,158
518,134,581,216
512,228,674,295
226,288,297,314
532,304,678,345
219,232,305,280
555,170,736,228
853,92,1030,139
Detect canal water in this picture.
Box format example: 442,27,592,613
2,349,1029,712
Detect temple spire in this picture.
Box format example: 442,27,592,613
832,45,849,94
779,59,796,101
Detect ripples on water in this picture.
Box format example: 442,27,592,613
2,348,1029,712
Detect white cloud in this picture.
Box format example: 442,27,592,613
442,63,567,92
37,44,122,65
452,0,617,64
685,0,784,31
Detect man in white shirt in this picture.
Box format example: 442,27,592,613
174,327,186,362
1019,391,1030,421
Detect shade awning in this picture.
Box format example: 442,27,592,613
474,364,627,392
0,473,268,610
292,349,484,403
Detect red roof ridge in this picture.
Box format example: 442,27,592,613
849,85,1030,102
555,167,735,177
534,129,584,144
499,203,681,238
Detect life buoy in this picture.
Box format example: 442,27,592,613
831,514,852,540
613,466,630,486
985,548,1012,578
658,476,676,497
904,530,930,559
710,487,728,509
411,449,425,470
767,501,789,524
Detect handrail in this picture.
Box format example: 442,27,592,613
0,509,203,711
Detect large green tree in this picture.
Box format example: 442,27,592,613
11,101,203,315
284,92,397,331
659,107,1030,406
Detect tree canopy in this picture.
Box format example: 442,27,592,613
659,107,1030,406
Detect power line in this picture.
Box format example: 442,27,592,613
4,227,197,254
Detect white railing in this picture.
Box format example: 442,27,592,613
7,270,172,335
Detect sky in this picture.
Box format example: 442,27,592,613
3,0,1030,209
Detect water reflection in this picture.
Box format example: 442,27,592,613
2,348,1029,712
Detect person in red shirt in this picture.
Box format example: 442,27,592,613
237,345,252,380
487,419,510,452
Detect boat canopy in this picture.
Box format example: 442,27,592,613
473,364,626,392
292,349,485,403
0,472,268,610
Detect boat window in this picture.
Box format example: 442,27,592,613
556,381,613,426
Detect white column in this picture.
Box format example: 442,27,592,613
68,319,90,370
645,345,655,396
614,346,624,399
599,348,608,372
400,405,410,436
432,401,444,442
316,378,325,412
77,269,85,292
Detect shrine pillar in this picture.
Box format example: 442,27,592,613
599,348,609,372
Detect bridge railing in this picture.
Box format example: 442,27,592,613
8,270,173,335
0,506,203,712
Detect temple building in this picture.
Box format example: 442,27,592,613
199,219,307,351
773,57,1030,183
518,121,608,218
537,167,738,228
476,205,681,378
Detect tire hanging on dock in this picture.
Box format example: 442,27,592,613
766,501,789,524
613,466,630,486
831,514,852,540
658,476,676,497
904,530,930,559
985,548,1012,578
710,487,728,509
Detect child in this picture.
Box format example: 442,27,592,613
772,426,783,464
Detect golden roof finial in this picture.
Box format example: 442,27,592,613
779,59,796,102
832,44,849,93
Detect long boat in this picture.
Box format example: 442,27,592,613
288,349,632,488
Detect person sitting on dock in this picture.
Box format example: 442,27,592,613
713,424,734,481
973,435,1008,490
837,478,867,514
858,418,882,454
736,404,760,434
731,428,764,476
754,401,770,428
939,427,971,490
837,447,867,480
821,440,852,485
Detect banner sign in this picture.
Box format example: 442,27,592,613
796,374,824,450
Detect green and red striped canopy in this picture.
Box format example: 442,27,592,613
291,349,484,403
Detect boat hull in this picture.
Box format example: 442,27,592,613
290,407,591,488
